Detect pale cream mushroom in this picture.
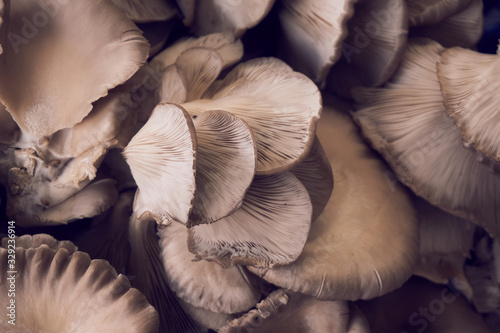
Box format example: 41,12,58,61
189,110,256,225
249,99,419,300
0,242,159,332
406,0,473,27
352,39,500,240
410,0,483,48
188,171,312,268
189,0,275,38
327,0,408,98
159,222,261,313
109,0,178,23
0,0,149,137
183,57,321,174
278,0,357,87
438,46,500,161
123,103,197,225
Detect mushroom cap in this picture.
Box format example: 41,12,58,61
189,110,256,225
327,0,408,98
406,0,473,27
410,0,483,48
0,0,149,137
188,171,312,268
249,100,419,301
109,0,178,23
159,222,261,313
0,245,159,332
278,0,357,87
190,0,275,38
158,65,188,104
352,39,500,240
183,57,321,175
124,103,197,225
438,47,500,161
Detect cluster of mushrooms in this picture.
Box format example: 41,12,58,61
0,0,499,332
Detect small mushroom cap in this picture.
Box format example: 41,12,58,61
410,0,483,48
290,136,333,223
438,47,500,161
109,0,178,23
327,0,408,98
278,0,357,87
249,100,419,301
124,103,197,225
159,222,261,313
183,57,321,174
151,33,243,72
406,0,473,27
189,0,275,38
352,39,500,240
0,0,149,137
189,110,256,225
0,246,159,333
188,171,312,268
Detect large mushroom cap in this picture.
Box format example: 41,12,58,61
0,245,159,332
438,47,500,161
0,0,149,137
352,39,500,240
123,103,197,225
249,100,419,301
188,171,312,268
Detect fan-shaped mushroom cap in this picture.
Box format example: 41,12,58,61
0,0,149,137
220,289,370,333
438,47,500,161
183,57,321,174
189,110,256,225
291,137,333,223
327,0,408,98
352,39,500,240
151,33,243,72
1,233,77,253
410,0,483,48
158,65,188,105
249,100,418,301
0,245,159,332
110,0,178,23
188,171,312,268
278,0,357,87
406,0,473,27
190,0,275,38
124,103,197,225
159,222,261,313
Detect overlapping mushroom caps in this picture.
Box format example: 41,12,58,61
0,0,149,226
248,99,418,301
352,39,500,240
0,234,159,332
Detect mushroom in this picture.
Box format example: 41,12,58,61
438,45,500,161
0,0,149,137
159,222,262,314
277,0,357,87
248,98,419,301
189,110,256,225
188,171,312,268
123,103,197,225
1,233,77,253
0,238,159,332
182,57,321,174
410,0,484,48
351,39,500,240
406,0,473,27
327,0,408,98
109,0,179,23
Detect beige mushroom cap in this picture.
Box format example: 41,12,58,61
159,222,261,313
0,0,149,137
0,245,159,332
124,103,197,225
249,100,419,301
